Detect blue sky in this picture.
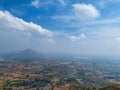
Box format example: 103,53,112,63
1,0,120,57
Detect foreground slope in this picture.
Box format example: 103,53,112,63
100,84,120,90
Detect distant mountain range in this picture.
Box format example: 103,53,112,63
2,48,86,61
3,49,42,61
2,48,71,61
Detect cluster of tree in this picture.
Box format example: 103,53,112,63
2,78,51,90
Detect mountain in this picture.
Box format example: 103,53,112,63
4,48,41,61
3,49,74,61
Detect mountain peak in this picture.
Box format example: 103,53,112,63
20,48,37,54
4,48,40,61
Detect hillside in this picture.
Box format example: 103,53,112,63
100,84,120,90
4,49,41,61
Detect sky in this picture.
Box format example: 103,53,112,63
1,0,120,57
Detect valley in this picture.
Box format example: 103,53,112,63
0,50,120,90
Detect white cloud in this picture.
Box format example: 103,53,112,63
0,10,56,53
0,10,54,43
31,0,40,8
68,33,86,42
64,17,120,28
0,11,53,37
72,3,100,19
52,3,100,23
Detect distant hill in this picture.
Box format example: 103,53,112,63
3,49,75,61
100,84,120,90
4,48,41,61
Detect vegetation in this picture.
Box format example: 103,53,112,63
0,56,120,90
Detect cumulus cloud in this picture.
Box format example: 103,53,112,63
31,0,40,8
67,33,86,42
0,10,55,53
52,3,100,23
0,10,53,38
72,3,100,19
